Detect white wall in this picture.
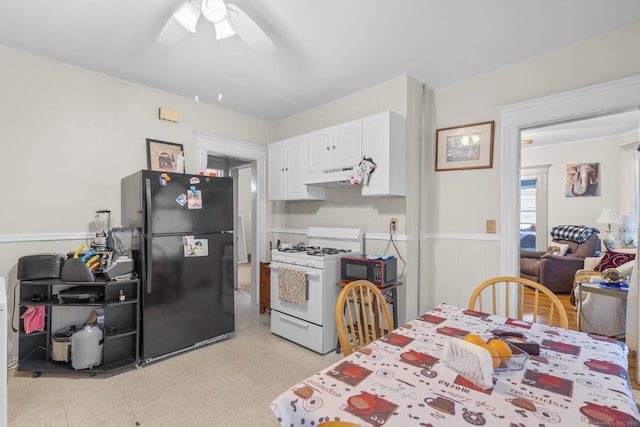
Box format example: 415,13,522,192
427,22,640,309
0,44,270,364
522,135,627,245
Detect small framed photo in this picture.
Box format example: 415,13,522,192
146,139,184,172
436,121,495,171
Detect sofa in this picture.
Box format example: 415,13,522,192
571,248,636,336
520,226,600,293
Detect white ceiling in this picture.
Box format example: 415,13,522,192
521,109,640,148
1,1,640,123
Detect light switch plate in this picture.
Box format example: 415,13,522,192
486,220,496,233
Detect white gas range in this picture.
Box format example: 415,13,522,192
270,227,363,354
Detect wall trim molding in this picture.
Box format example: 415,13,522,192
0,232,92,243
267,228,409,242
421,233,500,242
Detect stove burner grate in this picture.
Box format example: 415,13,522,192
277,246,352,257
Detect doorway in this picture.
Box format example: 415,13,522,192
499,75,640,279
196,132,268,307
207,155,255,296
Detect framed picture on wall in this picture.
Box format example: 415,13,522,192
565,162,599,197
436,121,495,171
146,139,184,173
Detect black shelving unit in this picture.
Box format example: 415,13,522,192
18,279,139,374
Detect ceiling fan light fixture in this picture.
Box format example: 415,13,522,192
173,1,201,33
201,0,227,23
214,19,236,40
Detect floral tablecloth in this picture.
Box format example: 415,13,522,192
271,303,640,426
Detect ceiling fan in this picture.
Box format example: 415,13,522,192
158,0,277,55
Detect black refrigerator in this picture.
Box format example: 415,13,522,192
121,170,234,364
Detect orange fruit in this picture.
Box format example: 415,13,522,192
487,338,512,364
463,333,485,345
480,343,501,369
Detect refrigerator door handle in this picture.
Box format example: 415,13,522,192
144,178,153,293
145,238,153,293
145,179,153,232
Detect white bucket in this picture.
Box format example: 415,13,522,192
71,325,103,370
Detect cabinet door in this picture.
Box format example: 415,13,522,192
307,128,332,174
286,135,311,199
362,112,406,196
268,141,286,200
331,119,362,169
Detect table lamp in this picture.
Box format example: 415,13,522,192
595,208,621,250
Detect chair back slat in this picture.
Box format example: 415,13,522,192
468,276,569,329
336,280,395,356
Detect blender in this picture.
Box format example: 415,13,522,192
92,209,111,251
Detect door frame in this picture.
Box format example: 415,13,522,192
520,165,551,251
195,131,267,306
498,74,640,280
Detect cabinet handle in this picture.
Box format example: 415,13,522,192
281,168,285,172
326,146,330,150
332,145,336,149
285,168,288,171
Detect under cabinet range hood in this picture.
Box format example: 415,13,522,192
303,167,354,186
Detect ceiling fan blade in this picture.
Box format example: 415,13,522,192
158,15,191,45
226,3,277,55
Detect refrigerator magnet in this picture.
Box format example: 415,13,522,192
176,193,187,206
190,177,200,185
183,237,208,257
161,173,171,181
159,175,168,186
187,190,202,209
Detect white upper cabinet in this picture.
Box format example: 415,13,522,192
331,119,363,170
306,128,332,174
306,119,362,181
268,135,325,201
361,111,406,197
268,111,406,199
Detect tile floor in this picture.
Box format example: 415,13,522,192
8,292,342,426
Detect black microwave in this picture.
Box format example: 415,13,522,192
341,256,398,288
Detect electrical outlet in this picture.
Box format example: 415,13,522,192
390,218,398,231
486,219,497,233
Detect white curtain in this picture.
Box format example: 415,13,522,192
621,145,640,378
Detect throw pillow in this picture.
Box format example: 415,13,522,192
545,243,570,256
594,250,636,271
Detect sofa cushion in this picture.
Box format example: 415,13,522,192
573,234,599,258
595,250,636,271
550,225,599,243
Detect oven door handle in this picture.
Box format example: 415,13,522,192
281,315,309,329
305,272,320,278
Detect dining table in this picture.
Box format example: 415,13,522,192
271,303,640,426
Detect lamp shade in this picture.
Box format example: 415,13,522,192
595,208,622,226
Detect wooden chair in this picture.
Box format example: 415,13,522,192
336,280,394,356
468,276,569,329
